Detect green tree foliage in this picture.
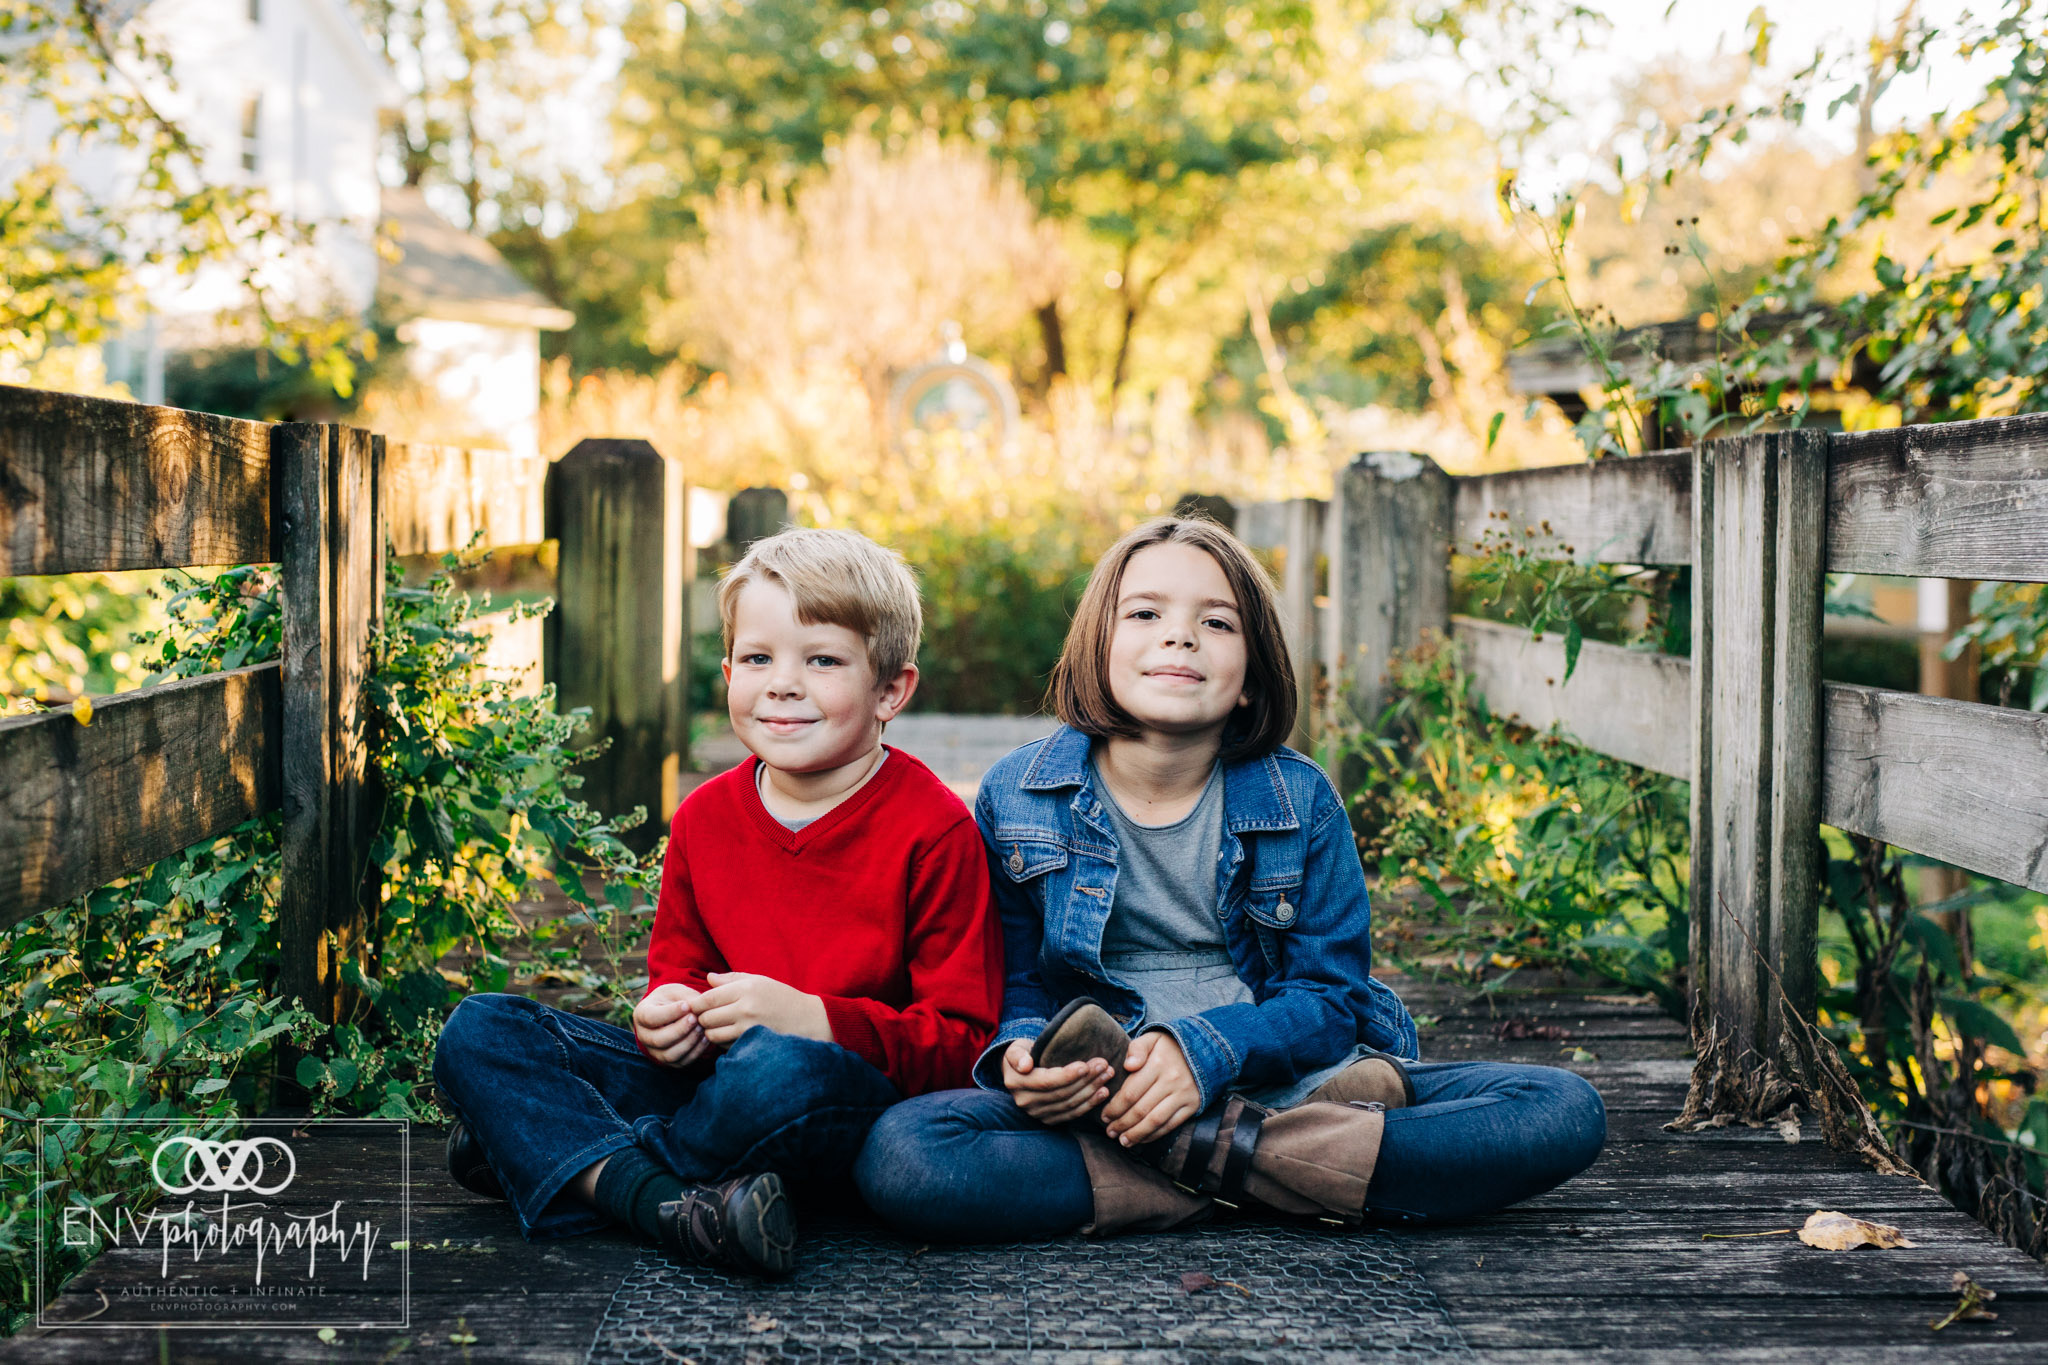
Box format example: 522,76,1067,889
606,0,1429,399
1,1,366,387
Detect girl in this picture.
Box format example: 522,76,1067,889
855,517,1605,1240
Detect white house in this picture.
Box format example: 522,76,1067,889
12,0,569,450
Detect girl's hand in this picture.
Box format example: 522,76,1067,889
693,971,833,1044
1102,1031,1200,1147
1002,1040,1114,1123
634,983,712,1068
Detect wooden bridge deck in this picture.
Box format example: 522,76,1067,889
8,975,2045,1364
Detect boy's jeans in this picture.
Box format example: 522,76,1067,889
854,1060,1606,1241
433,992,900,1239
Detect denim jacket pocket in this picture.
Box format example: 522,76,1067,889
992,832,1067,883
1241,884,1304,972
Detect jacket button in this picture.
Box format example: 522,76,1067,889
1275,897,1295,924
1008,848,1025,875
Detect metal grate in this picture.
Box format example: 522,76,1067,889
585,1213,1473,1363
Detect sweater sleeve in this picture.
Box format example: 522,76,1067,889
814,814,1003,1096
643,802,728,1004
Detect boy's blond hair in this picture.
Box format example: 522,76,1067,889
717,527,923,681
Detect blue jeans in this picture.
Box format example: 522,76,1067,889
433,993,900,1239
854,1061,1606,1241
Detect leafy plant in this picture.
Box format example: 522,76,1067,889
1344,635,1691,1014
0,546,661,1331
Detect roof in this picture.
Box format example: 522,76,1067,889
1506,311,1855,398
378,186,574,331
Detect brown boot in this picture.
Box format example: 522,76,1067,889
1031,998,1133,1105
1072,1129,1212,1237
1307,1049,1416,1109
1135,1096,1386,1225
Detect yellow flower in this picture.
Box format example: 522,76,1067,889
71,694,93,726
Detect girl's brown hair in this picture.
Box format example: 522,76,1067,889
1048,516,1296,762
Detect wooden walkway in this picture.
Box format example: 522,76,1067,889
9,975,2045,1363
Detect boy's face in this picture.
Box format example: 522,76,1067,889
1106,542,1250,739
723,579,913,775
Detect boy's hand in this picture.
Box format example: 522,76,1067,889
1001,1039,1113,1124
692,972,833,1045
634,983,712,1068
1102,1031,1200,1147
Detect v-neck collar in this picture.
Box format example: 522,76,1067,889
741,747,897,851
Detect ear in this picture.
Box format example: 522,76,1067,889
720,656,733,686
874,662,919,722
1235,689,1251,708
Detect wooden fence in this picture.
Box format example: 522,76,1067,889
0,385,740,1021
1238,421,2048,1105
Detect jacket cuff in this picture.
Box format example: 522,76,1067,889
1149,1014,1241,1112
818,995,889,1076
972,1016,1046,1092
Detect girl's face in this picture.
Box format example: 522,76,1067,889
1104,542,1249,741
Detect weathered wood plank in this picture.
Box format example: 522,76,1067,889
1446,1295,2048,1351
0,664,280,927
544,439,689,832
0,384,273,575
1328,451,1452,722
1828,414,2048,580
383,441,547,556
1451,615,1693,778
1453,451,1695,565
276,425,382,1023
1692,431,1828,1081
1820,682,2048,892
1236,497,1324,748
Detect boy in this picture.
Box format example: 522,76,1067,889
433,528,1003,1276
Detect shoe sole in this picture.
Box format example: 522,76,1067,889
728,1172,797,1277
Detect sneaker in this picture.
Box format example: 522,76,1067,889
444,1120,505,1200
656,1172,797,1277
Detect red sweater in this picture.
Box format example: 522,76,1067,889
644,749,1002,1097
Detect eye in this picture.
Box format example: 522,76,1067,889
809,654,845,668
737,652,770,666
1126,608,1159,621
1204,616,1237,632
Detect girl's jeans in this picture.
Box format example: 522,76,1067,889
433,993,899,1239
854,1061,1606,1241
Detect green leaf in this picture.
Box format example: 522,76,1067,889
1485,411,1505,451
1942,997,2025,1056
1562,620,1584,682
296,1055,330,1090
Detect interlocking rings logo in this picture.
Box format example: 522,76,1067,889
151,1135,297,1196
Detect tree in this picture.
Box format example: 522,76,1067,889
612,0,1426,403
0,0,360,388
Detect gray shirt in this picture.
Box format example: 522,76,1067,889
1094,761,1255,1023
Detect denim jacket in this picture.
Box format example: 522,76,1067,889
970,724,1418,1109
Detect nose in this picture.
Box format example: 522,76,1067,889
1162,617,1197,650
765,657,805,697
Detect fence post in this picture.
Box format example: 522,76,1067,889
545,439,689,838
1685,430,1827,1113
725,487,789,558
276,424,383,1024
1236,498,1326,749
1328,452,1452,724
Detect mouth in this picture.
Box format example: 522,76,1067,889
755,716,819,734
1143,668,1206,683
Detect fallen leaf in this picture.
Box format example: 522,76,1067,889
1701,1228,1793,1240
71,695,92,727
1567,1047,1599,1062
1930,1271,1998,1330
317,1327,338,1345
448,1332,477,1345
1798,1210,1916,1250
745,1313,778,1333
1180,1271,1251,1297
1773,1107,1802,1144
